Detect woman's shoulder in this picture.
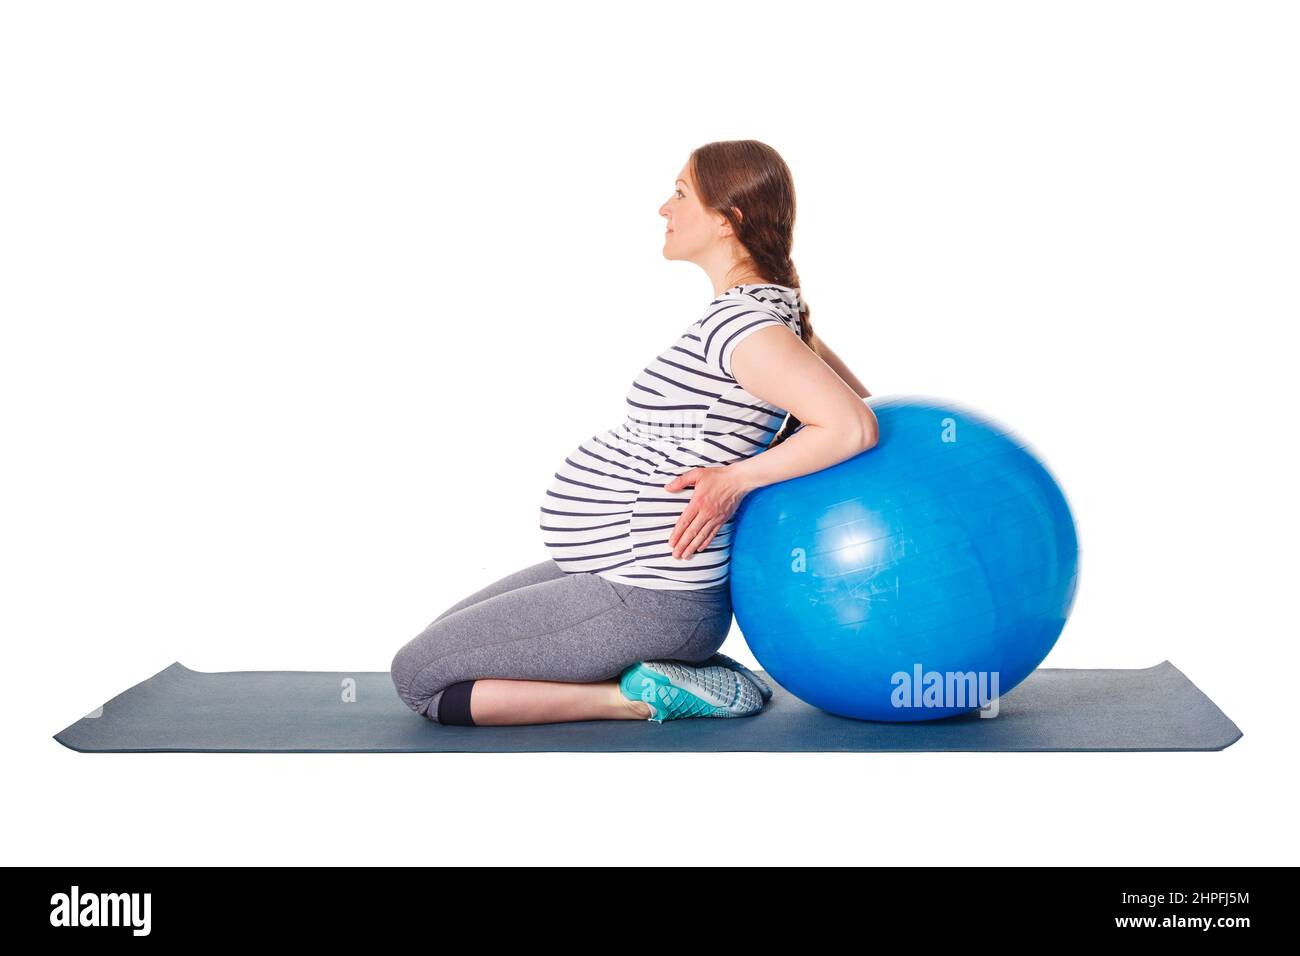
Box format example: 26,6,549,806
715,284,781,305
700,286,784,321
689,286,803,377
701,285,800,336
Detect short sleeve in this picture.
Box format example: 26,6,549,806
699,300,794,379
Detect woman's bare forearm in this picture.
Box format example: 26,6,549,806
729,417,877,494
811,334,871,398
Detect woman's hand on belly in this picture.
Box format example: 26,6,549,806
663,465,757,561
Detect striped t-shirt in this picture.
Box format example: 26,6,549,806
539,283,805,591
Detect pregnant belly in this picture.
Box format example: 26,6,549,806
539,426,693,570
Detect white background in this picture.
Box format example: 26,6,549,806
3,0,1296,865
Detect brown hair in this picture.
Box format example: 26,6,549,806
689,139,813,448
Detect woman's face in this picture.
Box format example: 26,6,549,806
660,161,724,264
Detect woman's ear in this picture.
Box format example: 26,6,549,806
717,206,743,238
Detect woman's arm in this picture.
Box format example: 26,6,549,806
663,325,878,559
726,326,878,494
810,332,871,399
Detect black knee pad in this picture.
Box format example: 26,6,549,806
437,680,477,726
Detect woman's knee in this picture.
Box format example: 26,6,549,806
390,631,450,717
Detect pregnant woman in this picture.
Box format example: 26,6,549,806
391,139,876,727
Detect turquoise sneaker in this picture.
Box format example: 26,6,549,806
618,660,766,723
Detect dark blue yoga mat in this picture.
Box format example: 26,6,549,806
53,660,1240,753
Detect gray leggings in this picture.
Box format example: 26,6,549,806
390,558,733,722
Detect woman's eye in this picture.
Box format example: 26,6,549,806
675,189,684,198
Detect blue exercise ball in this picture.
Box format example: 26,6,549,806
730,395,1079,722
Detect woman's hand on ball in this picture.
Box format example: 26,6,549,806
664,465,754,560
